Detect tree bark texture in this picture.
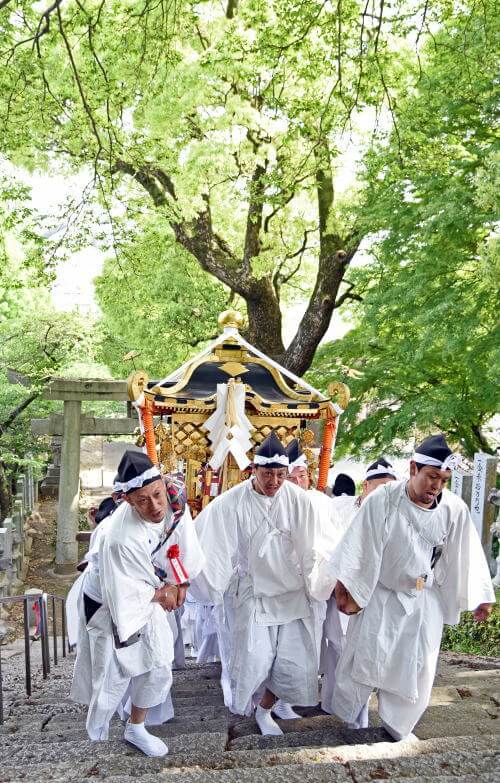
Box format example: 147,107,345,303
114,147,358,374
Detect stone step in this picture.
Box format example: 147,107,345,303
3,716,230,742
228,711,346,739
0,757,497,783
102,773,497,783
1,650,497,782
228,724,392,751
0,730,229,767
0,708,360,742
2,699,86,717
2,726,496,775
0,732,496,781
412,702,499,739
173,680,222,695
347,748,498,781
172,691,225,707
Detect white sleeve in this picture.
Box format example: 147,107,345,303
434,502,495,625
289,493,339,602
189,495,239,605
327,490,389,608
101,536,157,642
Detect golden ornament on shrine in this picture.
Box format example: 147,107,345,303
328,381,351,411
127,370,150,402
218,309,245,331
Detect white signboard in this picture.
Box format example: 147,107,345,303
471,453,488,538
451,470,464,497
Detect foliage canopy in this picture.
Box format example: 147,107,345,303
309,5,499,457
0,0,461,374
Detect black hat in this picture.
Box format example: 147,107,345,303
332,473,356,497
254,431,289,469
95,497,117,525
285,439,308,472
364,457,397,482
114,450,161,494
413,434,461,472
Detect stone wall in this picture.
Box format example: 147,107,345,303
0,468,37,600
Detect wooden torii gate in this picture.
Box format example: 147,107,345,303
32,379,136,573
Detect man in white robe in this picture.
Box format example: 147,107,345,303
330,434,495,741
285,440,347,647
284,439,348,721
190,431,337,736
66,497,117,649
321,458,398,724
71,450,204,756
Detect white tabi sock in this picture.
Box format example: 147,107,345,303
272,700,301,720
255,704,284,736
381,719,419,744
124,720,169,757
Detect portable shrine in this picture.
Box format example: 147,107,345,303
127,310,349,514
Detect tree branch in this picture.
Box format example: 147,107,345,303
226,0,239,19
0,392,41,437
242,162,266,276
56,3,104,167
112,159,174,206
334,280,363,308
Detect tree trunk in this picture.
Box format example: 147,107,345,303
469,423,495,456
451,421,494,458
283,143,356,375
245,277,285,360
115,155,358,376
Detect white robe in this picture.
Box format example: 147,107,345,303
66,516,115,648
195,603,220,663
66,571,85,649
212,584,238,709
329,481,495,736
319,494,361,716
306,489,350,665
71,501,204,739
190,479,337,713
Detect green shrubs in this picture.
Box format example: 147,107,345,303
441,591,500,657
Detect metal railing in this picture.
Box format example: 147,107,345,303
0,592,69,724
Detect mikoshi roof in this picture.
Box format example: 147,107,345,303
128,311,346,419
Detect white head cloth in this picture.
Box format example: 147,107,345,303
254,454,289,467
113,465,161,493
288,454,308,473
364,466,397,481
412,452,462,471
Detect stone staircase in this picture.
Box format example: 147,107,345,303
0,646,498,783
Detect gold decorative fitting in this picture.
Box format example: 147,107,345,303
127,370,150,401
327,381,351,411
220,361,249,377
218,309,245,331
154,422,169,439
299,429,316,446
